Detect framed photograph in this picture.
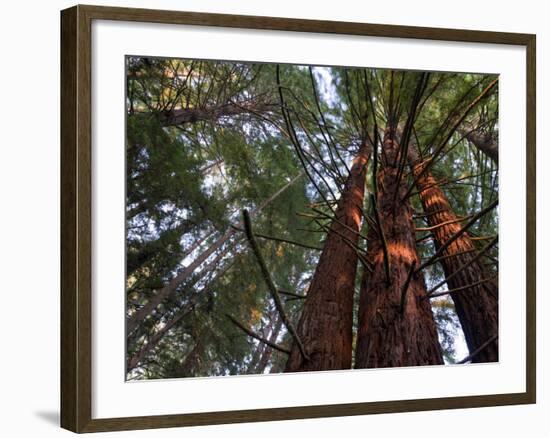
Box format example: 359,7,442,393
60,4,536,433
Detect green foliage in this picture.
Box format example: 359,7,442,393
126,57,498,379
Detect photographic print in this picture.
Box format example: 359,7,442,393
125,57,499,381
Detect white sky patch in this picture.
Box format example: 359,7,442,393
312,67,338,108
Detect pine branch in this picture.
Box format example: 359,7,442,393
276,65,333,209
310,206,369,242
415,199,498,274
226,314,291,355
231,225,323,251
406,169,498,199
470,235,498,241
419,247,478,268
414,215,472,232
312,219,374,273
242,209,309,361
362,70,381,198
425,275,497,299
426,236,498,296
278,289,307,299
290,109,341,201
456,334,498,364
413,208,448,218
402,78,499,202
308,66,349,176
393,73,429,205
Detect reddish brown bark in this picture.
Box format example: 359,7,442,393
409,152,498,363
355,131,443,368
285,141,371,372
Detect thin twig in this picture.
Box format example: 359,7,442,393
426,236,498,295
276,66,332,209
278,289,307,299
403,78,499,201
426,275,497,299
414,215,472,232
231,225,322,251
456,334,498,364
226,314,291,355
416,199,498,274
393,73,428,205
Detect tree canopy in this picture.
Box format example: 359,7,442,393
126,56,498,380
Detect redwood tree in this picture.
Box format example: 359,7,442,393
125,60,500,379
408,141,498,363
355,130,443,368
285,139,371,371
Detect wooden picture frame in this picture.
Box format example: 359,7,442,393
60,4,536,433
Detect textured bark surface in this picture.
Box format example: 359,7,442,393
157,102,277,126
410,158,499,363
355,132,443,368
458,124,498,163
285,141,370,372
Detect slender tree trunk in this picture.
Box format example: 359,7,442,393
408,144,498,363
175,338,204,378
285,140,370,372
127,172,304,336
126,303,193,372
247,334,267,373
257,315,283,373
249,313,284,374
246,308,275,373
127,252,242,372
355,131,443,368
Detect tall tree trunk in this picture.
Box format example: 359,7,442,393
285,140,371,372
408,144,498,363
127,172,304,336
355,131,443,368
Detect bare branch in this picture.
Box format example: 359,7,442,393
425,275,497,299
243,209,309,361
456,334,498,364
426,236,498,296
226,314,291,355
231,225,323,251
416,199,498,274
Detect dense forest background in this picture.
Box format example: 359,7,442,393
125,57,499,380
